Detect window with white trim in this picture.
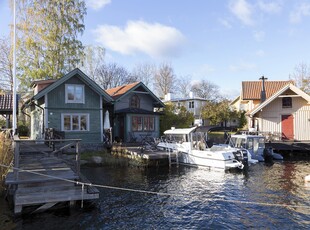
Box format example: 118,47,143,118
62,113,89,131
132,116,155,131
189,101,194,109
282,97,292,108
65,84,84,103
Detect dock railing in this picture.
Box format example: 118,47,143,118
12,137,82,182
240,131,282,141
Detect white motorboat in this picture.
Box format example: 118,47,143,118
228,133,283,162
157,127,245,171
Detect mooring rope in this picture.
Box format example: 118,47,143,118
0,163,309,210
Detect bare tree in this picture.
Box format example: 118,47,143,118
191,79,220,101
131,62,156,90
0,37,13,92
290,62,310,93
176,75,192,98
80,45,105,81
96,62,134,90
153,62,177,98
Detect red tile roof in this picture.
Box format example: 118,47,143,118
106,82,140,99
0,94,13,112
242,80,294,100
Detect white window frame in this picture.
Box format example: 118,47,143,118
61,113,89,131
65,84,85,103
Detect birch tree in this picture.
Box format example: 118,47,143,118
153,62,176,98
0,37,13,92
96,63,135,90
11,0,86,88
191,79,220,101
80,45,105,81
131,62,156,90
290,62,310,94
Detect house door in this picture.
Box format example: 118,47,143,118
118,116,124,141
281,114,294,140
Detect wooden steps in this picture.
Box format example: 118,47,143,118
4,140,99,214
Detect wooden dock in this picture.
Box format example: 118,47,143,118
5,138,99,214
266,141,310,157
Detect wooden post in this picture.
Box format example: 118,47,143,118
76,140,80,178
13,139,19,181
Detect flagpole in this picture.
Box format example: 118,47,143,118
12,0,17,134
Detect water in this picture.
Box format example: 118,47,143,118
1,160,310,229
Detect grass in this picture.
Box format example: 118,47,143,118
0,130,13,194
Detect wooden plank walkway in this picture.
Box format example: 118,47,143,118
5,139,99,214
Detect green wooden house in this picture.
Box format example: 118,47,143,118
27,68,113,145
106,82,164,142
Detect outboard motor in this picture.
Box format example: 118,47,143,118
263,147,274,163
233,149,248,169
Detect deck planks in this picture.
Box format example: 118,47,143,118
5,141,99,214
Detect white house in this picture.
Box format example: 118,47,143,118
231,80,310,141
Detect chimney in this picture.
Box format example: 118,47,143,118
259,76,267,103
189,91,194,98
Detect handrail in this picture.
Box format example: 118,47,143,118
12,138,82,181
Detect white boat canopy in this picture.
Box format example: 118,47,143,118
164,127,197,135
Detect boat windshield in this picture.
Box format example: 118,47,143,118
247,137,265,155
164,134,187,143
230,137,246,148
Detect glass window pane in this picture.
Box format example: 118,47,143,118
67,86,75,101
80,115,87,130
75,86,83,102
64,115,71,130
149,117,154,131
72,115,79,130
132,117,138,131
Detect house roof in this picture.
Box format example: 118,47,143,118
242,80,294,100
106,82,165,107
163,97,208,103
248,84,310,116
0,94,19,114
0,94,12,113
106,82,140,99
33,68,113,102
30,79,57,88
114,108,161,115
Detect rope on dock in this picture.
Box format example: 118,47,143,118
0,163,309,210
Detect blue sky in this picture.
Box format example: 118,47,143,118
1,0,310,98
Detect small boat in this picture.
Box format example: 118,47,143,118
157,127,245,171
305,175,310,183
228,133,283,162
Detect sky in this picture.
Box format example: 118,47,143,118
1,0,310,98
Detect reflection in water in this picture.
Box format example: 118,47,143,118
0,161,309,229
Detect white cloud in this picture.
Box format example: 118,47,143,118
253,30,265,42
93,20,185,58
229,61,256,72
218,18,232,28
86,0,111,10
256,50,265,57
229,0,254,26
258,0,282,14
290,2,310,24
199,64,216,75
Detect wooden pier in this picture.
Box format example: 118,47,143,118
5,137,99,214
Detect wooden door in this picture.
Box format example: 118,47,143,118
281,115,294,140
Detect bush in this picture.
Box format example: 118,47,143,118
18,124,29,136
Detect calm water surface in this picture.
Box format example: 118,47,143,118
1,160,310,229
